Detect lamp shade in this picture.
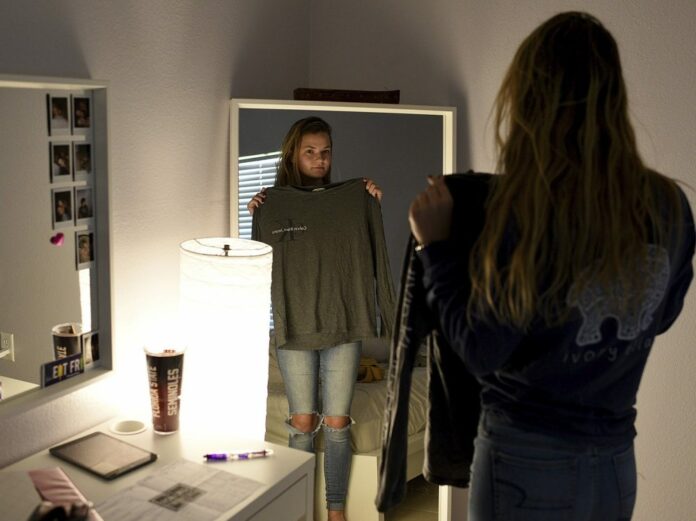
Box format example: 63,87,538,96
179,237,272,440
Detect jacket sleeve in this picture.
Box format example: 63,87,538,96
376,237,425,512
419,241,523,377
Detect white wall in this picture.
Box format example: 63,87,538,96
0,0,310,464
309,1,696,520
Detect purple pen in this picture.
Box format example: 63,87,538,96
203,449,273,461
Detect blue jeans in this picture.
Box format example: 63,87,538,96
469,412,637,521
276,341,361,511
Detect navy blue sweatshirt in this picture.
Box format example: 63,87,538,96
418,186,695,445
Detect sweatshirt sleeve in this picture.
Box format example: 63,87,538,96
657,188,695,334
419,241,523,376
367,194,396,339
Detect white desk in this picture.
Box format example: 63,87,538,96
1,418,315,521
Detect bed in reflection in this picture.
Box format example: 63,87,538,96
265,339,429,521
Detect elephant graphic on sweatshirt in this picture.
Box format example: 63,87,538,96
568,245,670,346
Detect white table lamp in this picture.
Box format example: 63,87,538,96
179,237,272,441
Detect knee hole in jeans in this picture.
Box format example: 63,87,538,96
289,412,319,433
322,415,353,432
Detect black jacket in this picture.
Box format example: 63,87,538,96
376,172,492,512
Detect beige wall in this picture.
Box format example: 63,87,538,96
1,1,694,519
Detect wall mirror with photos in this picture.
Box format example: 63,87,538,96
0,75,112,411
229,98,456,521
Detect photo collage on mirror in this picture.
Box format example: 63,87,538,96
47,92,96,269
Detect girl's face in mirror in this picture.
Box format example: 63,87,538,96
296,132,331,184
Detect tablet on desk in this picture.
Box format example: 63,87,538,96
49,431,157,480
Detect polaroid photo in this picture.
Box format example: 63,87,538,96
47,94,71,136
74,186,95,224
50,142,72,183
81,331,100,368
52,188,74,230
75,229,95,269
73,142,93,181
72,95,92,135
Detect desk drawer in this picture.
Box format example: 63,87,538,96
247,475,308,521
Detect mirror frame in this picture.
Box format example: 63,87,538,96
0,74,113,416
229,98,457,521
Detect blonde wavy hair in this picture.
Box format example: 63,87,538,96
469,11,683,329
275,116,332,187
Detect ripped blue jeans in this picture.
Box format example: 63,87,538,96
276,341,361,511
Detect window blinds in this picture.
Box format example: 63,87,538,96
237,152,280,238
238,152,280,328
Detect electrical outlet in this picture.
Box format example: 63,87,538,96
0,332,15,362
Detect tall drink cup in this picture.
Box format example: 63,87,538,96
144,346,185,435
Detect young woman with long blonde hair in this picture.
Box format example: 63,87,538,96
409,12,694,521
248,117,388,521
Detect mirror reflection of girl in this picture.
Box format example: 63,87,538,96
247,121,381,209
247,117,383,521
409,12,694,521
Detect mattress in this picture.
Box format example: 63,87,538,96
265,355,429,454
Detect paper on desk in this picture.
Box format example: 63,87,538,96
95,459,263,521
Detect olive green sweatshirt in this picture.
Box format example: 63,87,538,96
252,178,395,350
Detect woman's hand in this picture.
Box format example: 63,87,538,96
363,178,383,203
408,175,453,247
246,187,267,215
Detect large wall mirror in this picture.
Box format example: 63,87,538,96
230,99,456,521
0,75,112,412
